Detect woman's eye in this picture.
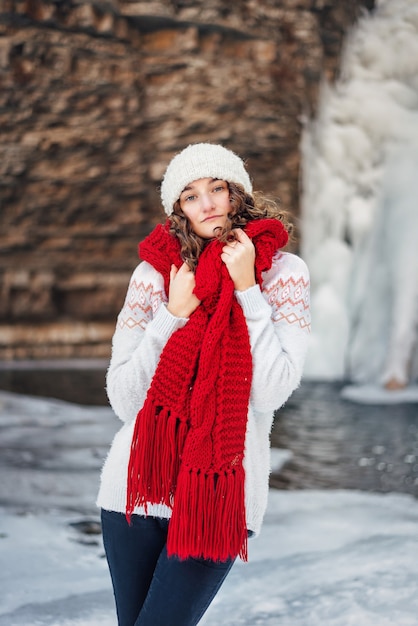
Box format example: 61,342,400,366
213,185,225,193
184,195,196,202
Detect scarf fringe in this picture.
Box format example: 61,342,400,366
126,393,189,524
167,465,248,563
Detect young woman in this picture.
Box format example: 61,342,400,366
97,143,311,626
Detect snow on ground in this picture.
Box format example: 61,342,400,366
1,390,418,626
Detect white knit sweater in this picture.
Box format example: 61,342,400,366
97,250,310,536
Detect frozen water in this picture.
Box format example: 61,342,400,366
1,390,418,625
301,0,418,387
201,490,418,626
341,383,418,404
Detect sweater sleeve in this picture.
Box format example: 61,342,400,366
106,261,188,423
235,251,311,412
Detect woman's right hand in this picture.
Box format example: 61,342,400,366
167,263,201,318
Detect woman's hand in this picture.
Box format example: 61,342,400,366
167,262,201,318
221,228,256,291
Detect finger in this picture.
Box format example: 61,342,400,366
225,235,240,249
170,264,178,282
233,228,250,243
178,261,192,274
222,244,234,256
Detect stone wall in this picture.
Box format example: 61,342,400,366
0,0,374,359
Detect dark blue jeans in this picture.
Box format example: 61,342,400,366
101,509,236,626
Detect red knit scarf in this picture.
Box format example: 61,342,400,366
126,218,288,562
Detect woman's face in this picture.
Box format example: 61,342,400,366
179,177,231,239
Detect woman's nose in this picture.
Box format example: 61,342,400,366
200,193,214,211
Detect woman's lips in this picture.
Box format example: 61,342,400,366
202,215,222,222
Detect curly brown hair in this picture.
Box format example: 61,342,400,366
168,182,293,270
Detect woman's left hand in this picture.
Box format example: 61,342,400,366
221,228,256,291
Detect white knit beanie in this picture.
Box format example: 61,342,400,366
160,143,253,215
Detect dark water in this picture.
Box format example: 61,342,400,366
271,382,418,498
1,366,417,497
0,362,109,406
